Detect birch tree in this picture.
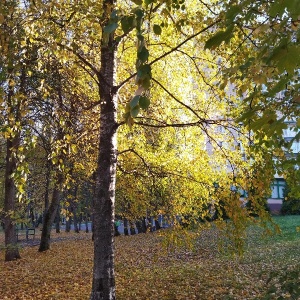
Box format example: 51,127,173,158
2,1,294,299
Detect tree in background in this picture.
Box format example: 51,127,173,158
204,0,300,186
0,0,38,261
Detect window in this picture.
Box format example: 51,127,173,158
270,179,286,199
291,141,300,153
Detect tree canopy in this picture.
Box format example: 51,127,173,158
1,0,299,299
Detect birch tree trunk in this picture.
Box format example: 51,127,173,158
90,0,118,298
55,205,60,233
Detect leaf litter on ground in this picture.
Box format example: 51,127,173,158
0,215,299,299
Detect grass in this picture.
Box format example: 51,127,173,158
0,215,299,299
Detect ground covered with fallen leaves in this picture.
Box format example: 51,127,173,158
0,216,299,299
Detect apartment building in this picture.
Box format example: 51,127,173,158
268,119,300,213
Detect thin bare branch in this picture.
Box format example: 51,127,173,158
151,77,206,121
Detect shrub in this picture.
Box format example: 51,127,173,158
281,198,300,215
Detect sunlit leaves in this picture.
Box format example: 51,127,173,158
204,0,300,196
0,0,292,268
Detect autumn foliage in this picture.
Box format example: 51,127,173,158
0,216,299,300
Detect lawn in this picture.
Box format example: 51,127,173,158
0,215,299,299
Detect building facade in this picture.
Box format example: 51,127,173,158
268,119,299,213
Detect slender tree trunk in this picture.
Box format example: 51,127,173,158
114,225,119,236
155,219,161,231
65,214,71,232
130,222,136,235
43,160,51,222
73,186,79,233
91,213,94,241
148,217,154,232
73,208,79,233
4,137,21,261
39,174,63,252
55,205,60,233
135,220,142,233
85,217,89,233
90,1,118,297
123,218,129,236
65,199,71,233
141,217,147,233
85,186,90,233
78,213,82,232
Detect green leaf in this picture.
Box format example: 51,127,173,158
278,45,300,74
137,46,149,63
136,64,152,88
250,117,269,132
137,64,151,79
132,0,143,5
269,1,286,17
130,95,140,108
139,96,150,110
204,25,234,50
121,16,135,34
123,111,130,118
236,109,256,124
134,8,144,19
115,36,122,44
137,34,144,42
265,38,288,63
123,112,134,128
141,77,151,89
145,0,155,5
110,9,119,22
131,105,140,117
239,57,255,71
153,24,162,35
267,78,289,97
123,111,130,120
225,5,241,23
286,0,300,18
103,23,118,34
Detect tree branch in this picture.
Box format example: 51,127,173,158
151,77,207,121
116,19,221,90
